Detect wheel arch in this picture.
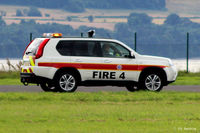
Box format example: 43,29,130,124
53,67,82,83
139,67,167,85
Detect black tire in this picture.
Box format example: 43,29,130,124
40,83,58,92
126,85,139,92
139,72,164,92
55,72,78,92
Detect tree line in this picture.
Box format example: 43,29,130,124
0,0,166,12
1,13,200,58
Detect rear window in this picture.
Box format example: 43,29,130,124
56,41,72,56
25,38,45,56
56,41,101,57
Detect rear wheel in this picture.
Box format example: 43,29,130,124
40,83,57,92
139,72,163,92
55,72,78,92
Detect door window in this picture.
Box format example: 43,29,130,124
72,41,99,57
100,42,130,58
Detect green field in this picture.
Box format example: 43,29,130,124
0,71,200,85
0,92,199,133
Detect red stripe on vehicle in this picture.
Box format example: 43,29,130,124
38,62,167,71
29,68,33,73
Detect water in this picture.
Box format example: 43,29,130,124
0,59,22,71
172,59,200,72
0,59,199,72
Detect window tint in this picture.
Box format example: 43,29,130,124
56,41,101,57
72,41,100,57
56,41,72,56
100,42,130,58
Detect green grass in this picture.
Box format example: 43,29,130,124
0,71,21,85
0,71,200,85
172,71,200,85
0,91,199,133
0,71,20,79
0,78,21,85
172,76,200,85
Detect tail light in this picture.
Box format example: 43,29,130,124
35,39,50,59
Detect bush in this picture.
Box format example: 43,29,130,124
45,13,50,17
0,16,6,26
63,1,85,13
16,9,23,16
27,7,42,17
88,15,94,23
67,16,72,22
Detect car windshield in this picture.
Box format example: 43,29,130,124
25,38,45,56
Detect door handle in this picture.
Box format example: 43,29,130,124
75,59,82,62
104,60,112,63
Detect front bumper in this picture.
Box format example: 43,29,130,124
164,65,178,82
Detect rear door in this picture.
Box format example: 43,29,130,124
70,41,102,81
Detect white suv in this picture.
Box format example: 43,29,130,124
21,33,177,92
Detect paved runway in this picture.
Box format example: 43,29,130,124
0,85,200,92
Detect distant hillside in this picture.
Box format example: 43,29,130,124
0,0,166,12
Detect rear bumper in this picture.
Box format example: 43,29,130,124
20,73,51,85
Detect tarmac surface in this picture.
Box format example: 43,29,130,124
0,85,200,92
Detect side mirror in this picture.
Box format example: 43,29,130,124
130,52,135,58
125,52,135,58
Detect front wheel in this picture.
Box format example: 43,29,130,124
55,72,78,92
139,72,163,92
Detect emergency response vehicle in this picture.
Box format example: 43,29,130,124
20,33,177,92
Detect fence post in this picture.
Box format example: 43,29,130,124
30,33,32,42
186,32,189,73
134,32,137,51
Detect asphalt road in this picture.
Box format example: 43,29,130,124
0,85,200,92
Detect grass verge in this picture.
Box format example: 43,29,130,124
172,71,200,85
0,91,199,133
0,71,21,85
0,71,20,79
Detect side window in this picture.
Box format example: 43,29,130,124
56,41,101,57
100,42,130,58
73,42,88,56
56,41,72,56
72,41,101,57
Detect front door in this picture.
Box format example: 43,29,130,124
70,41,102,81
94,41,139,81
